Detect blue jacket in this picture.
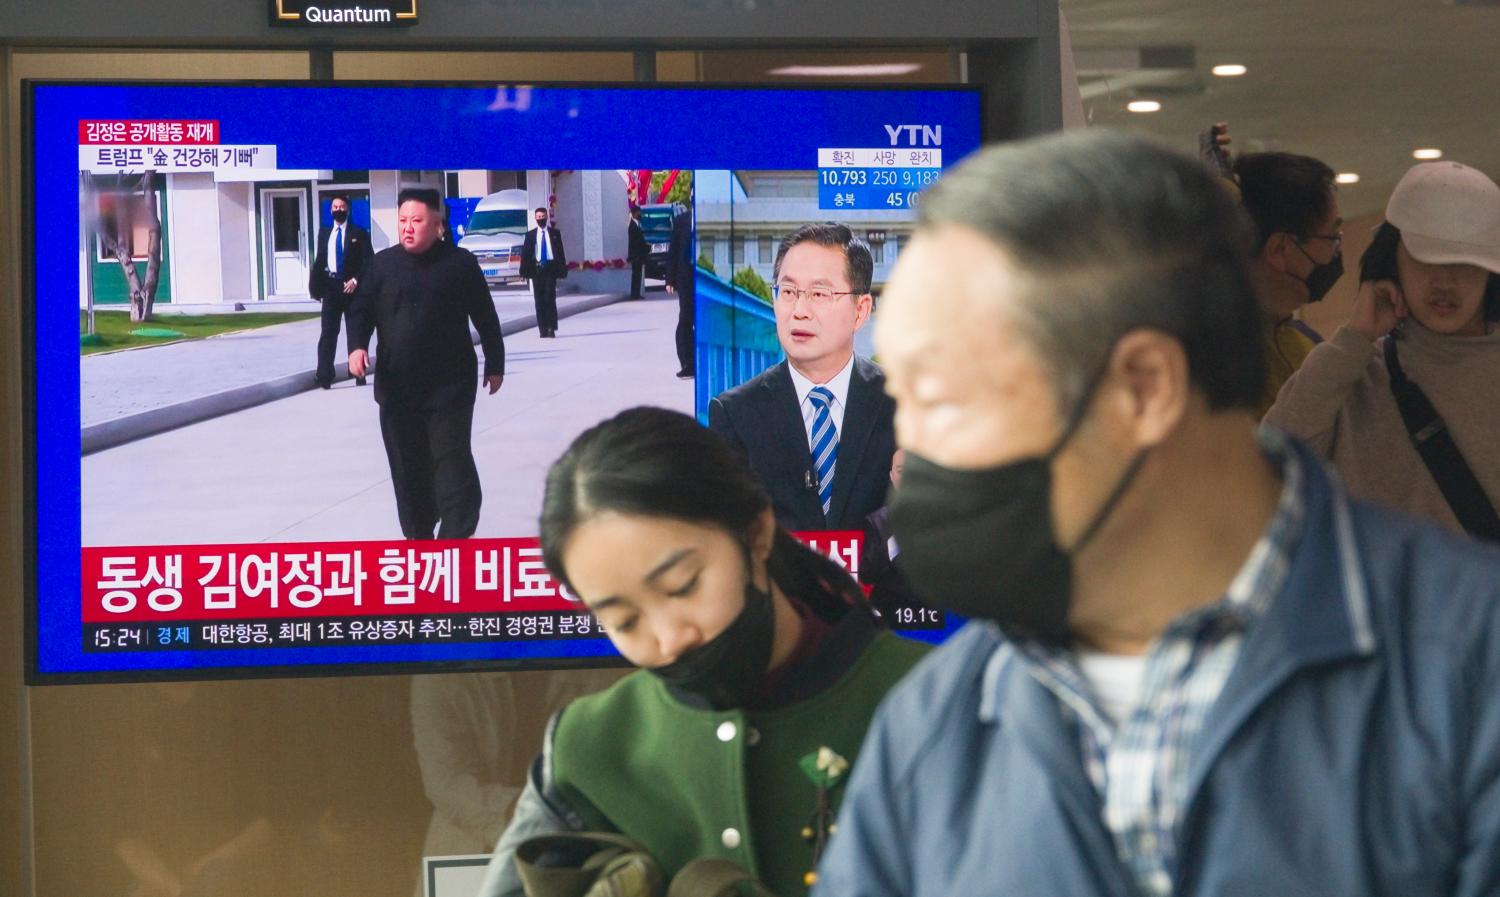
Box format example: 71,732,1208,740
815,448,1500,897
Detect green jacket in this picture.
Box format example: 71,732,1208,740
478,611,929,897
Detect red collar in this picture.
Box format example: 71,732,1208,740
748,596,833,710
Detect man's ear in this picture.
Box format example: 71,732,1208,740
854,293,875,330
1261,232,1295,273
1104,329,1190,450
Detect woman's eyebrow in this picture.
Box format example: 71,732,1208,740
644,548,695,585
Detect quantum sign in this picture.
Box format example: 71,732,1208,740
269,0,417,27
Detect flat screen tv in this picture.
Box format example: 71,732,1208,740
25,81,982,682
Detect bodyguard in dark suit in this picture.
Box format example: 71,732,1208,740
348,188,505,540
520,207,567,338
310,194,373,388
627,205,649,299
664,205,695,378
709,223,895,531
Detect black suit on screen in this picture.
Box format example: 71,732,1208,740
708,356,896,532
309,221,373,386
628,217,650,299
665,209,695,374
520,225,567,336
349,240,505,540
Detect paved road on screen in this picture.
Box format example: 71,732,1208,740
82,293,692,545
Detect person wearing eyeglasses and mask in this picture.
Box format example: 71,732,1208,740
709,223,897,533
475,407,928,897
813,131,1500,897
1266,161,1500,541
1226,148,1345,416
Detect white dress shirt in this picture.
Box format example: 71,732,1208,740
325,223,346,276
788,353,855,452
533,225,552,262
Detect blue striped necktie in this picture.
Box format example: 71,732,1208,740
808,386,839,518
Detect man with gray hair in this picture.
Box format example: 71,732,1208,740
813,130,1500,896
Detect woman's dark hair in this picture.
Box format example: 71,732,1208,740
1361,221,1500,322
540,407,867,619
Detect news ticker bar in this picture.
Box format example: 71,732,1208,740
86,610,610,653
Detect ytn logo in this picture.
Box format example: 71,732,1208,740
884,124,942,146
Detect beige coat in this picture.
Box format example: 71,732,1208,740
1264,321,1500,534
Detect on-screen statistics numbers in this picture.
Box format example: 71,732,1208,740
818,168,940,188
817,146,942,211
817,168,941,210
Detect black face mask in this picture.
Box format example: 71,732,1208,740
647,561,776,709
1294,241,1344,303
887,381,1147,644
331,209,348,224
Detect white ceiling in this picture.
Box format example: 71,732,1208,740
1060,0,1500,217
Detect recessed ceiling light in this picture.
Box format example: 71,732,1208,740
1335,173,1360,185
767,63,923,77
1212,64,1248,77
1413,148,1444,160
1127,100,1162,113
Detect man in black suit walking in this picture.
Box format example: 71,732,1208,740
520,207,567,338
664,204,695,378
627,204,649,299
347,189,505,540
708,223,896,532
310,194,373,388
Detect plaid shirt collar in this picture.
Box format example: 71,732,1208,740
978,429,1308,732
981,430,1307,897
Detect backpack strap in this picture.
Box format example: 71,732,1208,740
514,832,665,897
667,858,779,897
1384,336,1500,542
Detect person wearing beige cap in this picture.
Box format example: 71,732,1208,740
1265,160,1500,540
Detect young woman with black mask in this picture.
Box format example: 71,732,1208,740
476,407,928,897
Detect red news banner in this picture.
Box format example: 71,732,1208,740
80,534,864,653
79,120,221,144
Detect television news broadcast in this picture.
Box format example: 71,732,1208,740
28,82,981,681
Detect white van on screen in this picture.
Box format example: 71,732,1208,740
457,188,529,284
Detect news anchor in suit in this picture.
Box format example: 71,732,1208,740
709,223,896,532
347,189,505,540
310,194,374,388
520,207,568,338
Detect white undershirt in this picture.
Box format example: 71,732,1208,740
533,224,552,262
1073,649,1148,727
787,353,855,449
